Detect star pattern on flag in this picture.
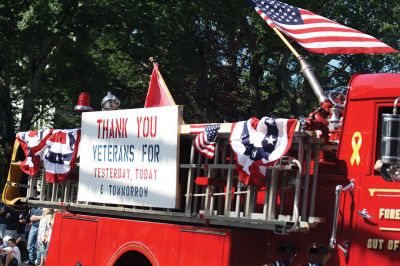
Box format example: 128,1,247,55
265,135,276,145
265,117,275,125
257,0,303,25
205,125,220,142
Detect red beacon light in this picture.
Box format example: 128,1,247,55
74,92,93,112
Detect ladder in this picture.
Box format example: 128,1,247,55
3,123,330,233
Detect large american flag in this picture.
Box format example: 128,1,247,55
249,0,397,54
190,124,220,159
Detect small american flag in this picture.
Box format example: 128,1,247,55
190,124,220,159
249,0,397,54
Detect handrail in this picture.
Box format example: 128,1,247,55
329,180,354,250
392,96,400,114
288,159,302,232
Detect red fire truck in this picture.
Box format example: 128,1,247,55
3,72,400,265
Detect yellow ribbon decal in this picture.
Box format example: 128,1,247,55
350,131,362,166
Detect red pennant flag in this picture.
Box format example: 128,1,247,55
144,64,176,107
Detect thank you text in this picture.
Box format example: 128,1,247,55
77,106,180,208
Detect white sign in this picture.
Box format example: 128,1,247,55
77,106,181,208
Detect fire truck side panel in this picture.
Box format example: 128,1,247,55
353,177,400,265
334,98,374,265
46,213,62,263
177,229,227,266
351,101,400,265
337,73,400,175
93,215,181,265
337,100,375,175
46,213,280,266
335,74,400,265
59,216,98,265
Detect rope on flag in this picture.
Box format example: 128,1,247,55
249,0,397,54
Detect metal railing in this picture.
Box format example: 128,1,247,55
8,126,329,232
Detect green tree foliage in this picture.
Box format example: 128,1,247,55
0,0,398,182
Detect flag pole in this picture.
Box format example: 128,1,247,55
271,27,330,106
271,27,300,58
